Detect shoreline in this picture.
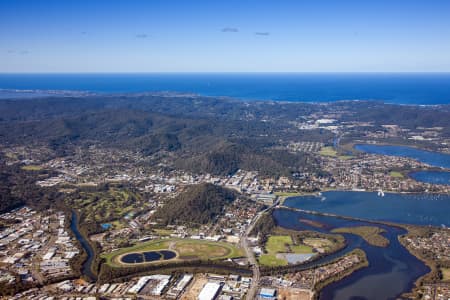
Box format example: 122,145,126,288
1,87,450,106
313,249,369,300
397,234,439,299
275,204,441,298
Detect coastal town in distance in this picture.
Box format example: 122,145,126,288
0,94,449,300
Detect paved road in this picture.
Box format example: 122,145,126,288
242,220,260,300
243,198,280,300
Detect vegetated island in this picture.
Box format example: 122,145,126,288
331,226,390,247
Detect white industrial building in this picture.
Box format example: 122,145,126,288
198,282,222,300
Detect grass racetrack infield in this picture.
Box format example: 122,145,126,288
103,238,243,267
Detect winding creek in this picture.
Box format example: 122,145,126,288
70,211,96,281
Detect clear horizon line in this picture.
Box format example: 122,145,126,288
1,71,450,75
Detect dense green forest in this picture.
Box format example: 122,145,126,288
1,95,450,180
153,183,237,225
0,170,23,213
0,156,64,213
0,95,333,176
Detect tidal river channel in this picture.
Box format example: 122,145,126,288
273,207,429,300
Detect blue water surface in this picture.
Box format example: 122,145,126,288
1,73,450,104
410,171,450,185
355,144,450,169
273,209,429,300
284,191,450,227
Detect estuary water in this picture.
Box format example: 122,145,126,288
354,144,450,169
355,143,450,185
284,191,450,227
273,209,429,300
409,170,450,185
280,190,448,298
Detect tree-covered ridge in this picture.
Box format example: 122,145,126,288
1,95,450,179
154,183,237,225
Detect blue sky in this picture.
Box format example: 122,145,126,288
1,0,450,72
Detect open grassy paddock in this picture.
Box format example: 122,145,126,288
153,228,174,236
103,238,243,267
319,146,338,157
21,165,43,171
274,192,302,197
259,235,313,267
442,268,450,281
389,171,404,178
318,146,352,160
302,238,334,250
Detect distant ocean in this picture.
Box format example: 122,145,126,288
1,73,450,104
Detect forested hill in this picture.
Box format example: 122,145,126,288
0,95,329,177
0,156,64,214
153,183,237,225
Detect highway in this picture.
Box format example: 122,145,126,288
242,198,280,300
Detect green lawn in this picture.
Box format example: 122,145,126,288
21,165,43,171
338,155,353,160
266,235,292,253
290,244,314,253
259,235,313,267
259,254,287,267
319,146,337,157
274,192,302,197
153,228,174,236
389,171,404,178
442,268,450,281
